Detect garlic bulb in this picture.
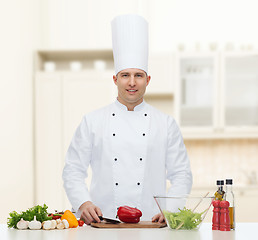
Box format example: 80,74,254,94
50,220,57,229
42,220,52,230
56,219,61,224
17,218,28,230
28,216,42,230
62,219,69,229
56,222,65,230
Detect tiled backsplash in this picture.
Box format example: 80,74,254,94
184,139,258,188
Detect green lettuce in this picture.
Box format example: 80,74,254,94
7,204,52,229
163,207,205,230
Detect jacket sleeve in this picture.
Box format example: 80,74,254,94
166,117,192,196
62,116,92,212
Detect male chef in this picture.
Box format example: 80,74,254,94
62,14,192,225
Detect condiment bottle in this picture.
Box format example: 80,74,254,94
224,179,235,230
214,180,225,200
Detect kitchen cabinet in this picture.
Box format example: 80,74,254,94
34,50,116,211
234,186,258,222
35,71,116,210
62,71,116,210
221,53,258,130
35,72,63,209
62,71,116,151
175,53,218,128
144,52,175,116
175,52,258,139
147,53,175,95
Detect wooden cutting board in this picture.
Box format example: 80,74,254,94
91,221,167,228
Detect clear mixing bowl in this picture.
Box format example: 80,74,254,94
154,195,213,230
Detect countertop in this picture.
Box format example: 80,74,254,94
1,223,257,240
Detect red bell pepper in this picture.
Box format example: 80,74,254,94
117,206,142,223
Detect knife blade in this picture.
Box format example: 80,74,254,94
98,216,121,224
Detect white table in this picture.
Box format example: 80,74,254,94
1,223,257,240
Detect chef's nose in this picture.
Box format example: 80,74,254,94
129,75,136,86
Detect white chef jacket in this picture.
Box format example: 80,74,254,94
62,100,192,220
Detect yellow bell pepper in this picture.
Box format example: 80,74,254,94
61,210,78,228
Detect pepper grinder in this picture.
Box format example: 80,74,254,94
220,200,230,231
212,200,220,230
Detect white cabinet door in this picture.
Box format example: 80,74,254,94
221,53,258,131
35,72,63,211
35,71,117,211
235,188,258,222
147,53,174,94
175,53,219,132
62,71,116,156
175,52,258,138
62,71,116,210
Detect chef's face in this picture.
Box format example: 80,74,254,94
113,68,151,110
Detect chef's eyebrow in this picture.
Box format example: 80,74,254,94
119,72,146,75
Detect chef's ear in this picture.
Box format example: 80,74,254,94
146,75,151,86
113,75,118,85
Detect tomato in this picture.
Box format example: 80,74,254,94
52,214,62,220
78,219,84,227
48,213,62,220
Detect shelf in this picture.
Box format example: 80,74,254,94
144,93,173,99
36,49,113,61
35,49,114,72
36,69,114,75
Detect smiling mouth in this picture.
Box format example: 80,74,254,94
127,89,137,92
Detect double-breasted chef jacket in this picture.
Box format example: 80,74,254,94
63,100,192,220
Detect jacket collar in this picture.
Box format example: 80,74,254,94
115,99,146,112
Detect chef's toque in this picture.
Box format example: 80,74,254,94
111,14,149,75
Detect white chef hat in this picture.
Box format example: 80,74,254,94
111,14,149,75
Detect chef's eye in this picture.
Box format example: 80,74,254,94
121,74,128,77
136,74,144,78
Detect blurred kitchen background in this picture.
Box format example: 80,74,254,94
1,0,258,223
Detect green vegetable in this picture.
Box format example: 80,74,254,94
163,207,206,230
7,204,52,229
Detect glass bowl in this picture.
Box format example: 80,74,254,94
154,195,213,230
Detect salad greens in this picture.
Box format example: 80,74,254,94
163,207,206,230
7,204,52,229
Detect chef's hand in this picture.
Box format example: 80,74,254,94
152,213,165,223
79,201,102,225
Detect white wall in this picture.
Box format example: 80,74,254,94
0,0,41,223
148,0,258,52
40,0,258,52
40,0,148,49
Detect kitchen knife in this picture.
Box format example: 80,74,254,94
98,216,121,224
